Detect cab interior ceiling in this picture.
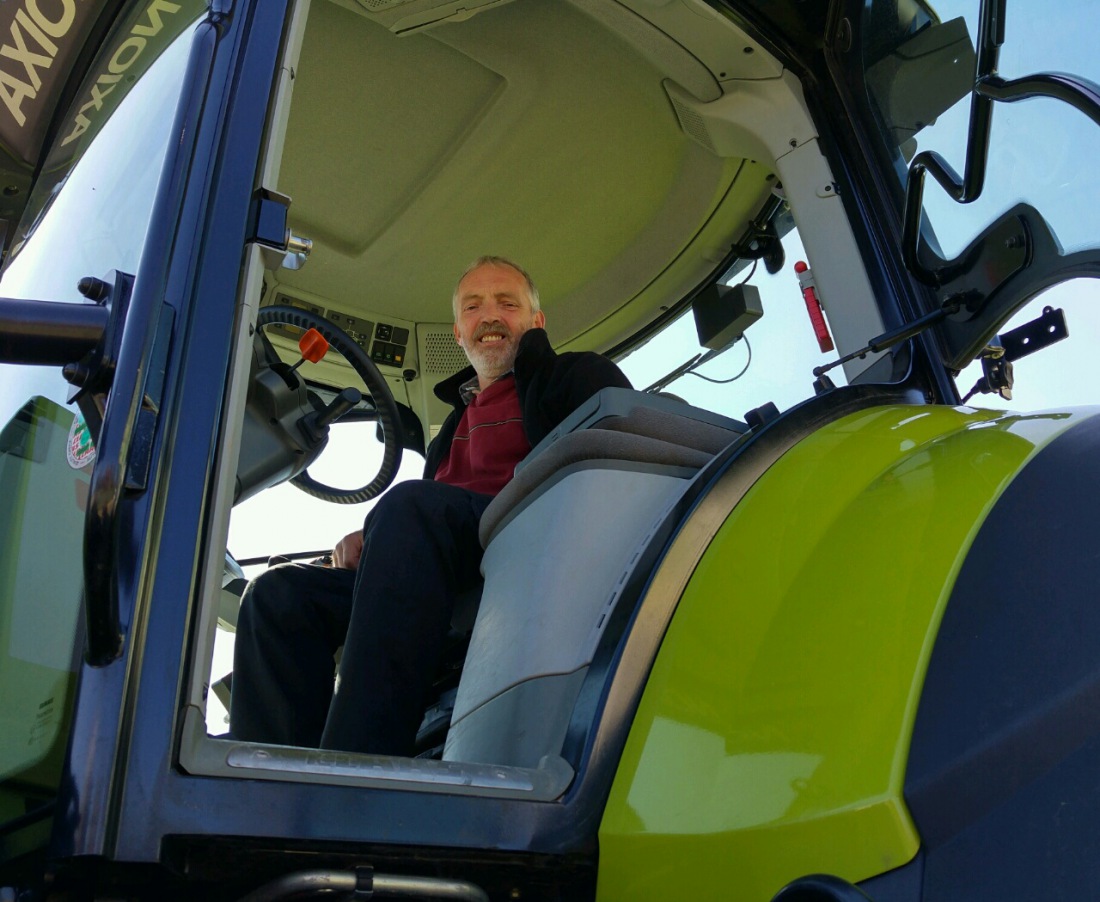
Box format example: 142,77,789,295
267,0,791,362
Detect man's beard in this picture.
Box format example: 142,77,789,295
464,322,520,377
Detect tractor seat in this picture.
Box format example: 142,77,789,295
444,388,747,768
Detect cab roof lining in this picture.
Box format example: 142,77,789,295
273,0,777,351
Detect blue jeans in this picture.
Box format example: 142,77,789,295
229,479,493,755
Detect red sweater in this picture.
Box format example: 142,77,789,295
433,375,531,496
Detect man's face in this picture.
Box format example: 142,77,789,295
453,263,546,384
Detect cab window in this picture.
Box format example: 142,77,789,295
860,0,1100,404
0,6,201,839
618,224,846,416
0,398,89,832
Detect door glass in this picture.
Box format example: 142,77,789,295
2,4,203,298
0,4,203,848
859,0,1100,395
0,398,90,803
954,277,1100,410
862,0,1100,262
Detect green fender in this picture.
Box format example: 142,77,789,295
597,403,1094,900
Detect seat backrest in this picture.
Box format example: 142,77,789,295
478,426,711,546
516,386,747,464
479,388,746,546
445,389,746,769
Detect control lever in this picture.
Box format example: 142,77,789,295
301,386,362,444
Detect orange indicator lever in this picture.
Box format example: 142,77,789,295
287,328,330,374
298,328,329,363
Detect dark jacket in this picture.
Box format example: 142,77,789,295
423,327,631,480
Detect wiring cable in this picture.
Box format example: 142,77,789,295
686,336,752,384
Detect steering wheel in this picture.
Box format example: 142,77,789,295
256,304,403,503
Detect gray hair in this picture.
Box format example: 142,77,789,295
452,255,541,319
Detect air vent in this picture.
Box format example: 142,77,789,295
667,91,717,154
421,329,469,377
355,0,415,11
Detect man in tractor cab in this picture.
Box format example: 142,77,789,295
230,256,631,756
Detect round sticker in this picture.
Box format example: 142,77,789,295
67,414,96,470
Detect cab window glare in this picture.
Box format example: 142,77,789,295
1,18,200,302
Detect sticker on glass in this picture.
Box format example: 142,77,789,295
67,414,96,470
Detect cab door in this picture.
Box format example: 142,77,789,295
0,0,291,875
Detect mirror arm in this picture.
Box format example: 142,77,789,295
0,296,108,365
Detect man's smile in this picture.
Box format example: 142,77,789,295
474,324,510,345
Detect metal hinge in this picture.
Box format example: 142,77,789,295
248,187,313,271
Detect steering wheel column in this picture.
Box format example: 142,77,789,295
233,305,404,505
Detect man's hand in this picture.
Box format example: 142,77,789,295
332,530,364,570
